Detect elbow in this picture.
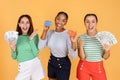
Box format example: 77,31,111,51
33,50,39,57
38,43,46,50
103,54,110,60
11,55,17,60
12,57,17,60
38,45,41,50
78,54,85,60
103,56,110,60
38,45,45,50
38,44,43,50
80,57,85,60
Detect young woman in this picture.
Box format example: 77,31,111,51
38,11,77,80
77,14,111,80
9,14,44,80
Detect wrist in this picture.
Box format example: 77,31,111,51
105,49,110,52
29,36,33,40
43,29,48,32
11,47,16,52
72,43,76,50
30,37,33,40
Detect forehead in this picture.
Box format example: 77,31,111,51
85,16,96,20
57,14,66,18
20,17,29,21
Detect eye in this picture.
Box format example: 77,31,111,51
56,17,60,20
20,21,24,24
92,20,96,23
85,20,90,23
26,21,30,24
62,19,67,23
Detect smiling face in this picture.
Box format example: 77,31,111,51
84,15,97,33
55,12,68,32
16,15,33,35
18,17,30,35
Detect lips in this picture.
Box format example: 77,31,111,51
89,27,93,30
56,24,62,27
88,26,94,30
23,27,27,30
21,27,29,33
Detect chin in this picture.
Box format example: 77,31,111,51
22,31,28,34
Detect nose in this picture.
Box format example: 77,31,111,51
89,22,92,25
23,23,27,26
58,21,62,25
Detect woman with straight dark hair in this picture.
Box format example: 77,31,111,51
9,14,44,80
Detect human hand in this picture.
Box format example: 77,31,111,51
70,33,77,43
102,44,111,52
9,41,16,51
67,30,76,37
29,29,38,40
43,26,50,32
43,20,51,32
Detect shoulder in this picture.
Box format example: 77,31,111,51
78,33,86,40
48,30,54,35
63,30,69,38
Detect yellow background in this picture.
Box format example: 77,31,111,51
0,0,120,80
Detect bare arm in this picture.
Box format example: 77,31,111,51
103,44,111,60
29,29,38,40
41,27,49,40
78,39,85,60
9,41,16,52
70,33,77,51
9,41,17,59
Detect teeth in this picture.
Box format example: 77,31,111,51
23,27,27,30
89,27,93,30
57,24,61,27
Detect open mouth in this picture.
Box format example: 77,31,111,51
22,27,29,32
88,26,94,30
56,24,62,27
22,27,28,31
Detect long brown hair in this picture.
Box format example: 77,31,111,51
16,14,34,35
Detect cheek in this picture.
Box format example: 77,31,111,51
55,19,59,23
62,23,66,26
85,24,89,28
62,21,67,25
93,23,97,28
26,24,30,28
18,23,22,27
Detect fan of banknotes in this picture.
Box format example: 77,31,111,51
95,31,117,46
4,31,18,44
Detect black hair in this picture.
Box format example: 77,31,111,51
56,11,68,20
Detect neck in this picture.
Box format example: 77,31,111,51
55,28,65,32
87,30,97,36
22,33,27,35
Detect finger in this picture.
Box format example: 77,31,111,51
34,29,39,33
